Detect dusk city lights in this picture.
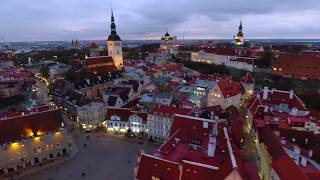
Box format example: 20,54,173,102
0,0,320,180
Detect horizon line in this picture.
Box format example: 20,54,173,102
2,37,320,43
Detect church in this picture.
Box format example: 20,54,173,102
234,21,245,46
82,10,124,76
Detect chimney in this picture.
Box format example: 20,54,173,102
308,150,313,158
207,136,216,157
210,111,214,120
262,87,268,100
300,157,307,167
289,90,294,99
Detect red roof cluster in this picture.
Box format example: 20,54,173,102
152,105,191,117
273,52,320,80
259,127,311,180
0,68,36,84
135,114,248,180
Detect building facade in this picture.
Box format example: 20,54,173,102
147,105,191,142
0,107,73,175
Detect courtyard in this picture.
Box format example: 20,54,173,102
18,131,159,180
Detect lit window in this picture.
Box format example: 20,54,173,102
152,176,160,180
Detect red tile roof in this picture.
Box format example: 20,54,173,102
0,68,36,84
105,107,133,122
136,115,247,180
136,153,180,180
273,52,320,80
272,155,310,180
217,79,243,98
0,108,62,144
152,105,191,117
259,127,311,180
84,56,114,66
240,72,255,84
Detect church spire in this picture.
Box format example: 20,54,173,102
237,20,243,36
108,8,121,41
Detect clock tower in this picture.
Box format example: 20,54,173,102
107,10,123,69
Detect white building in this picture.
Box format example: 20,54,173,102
78,102,106,131
105,107,148,134
147,105,191,142
191,47,259,72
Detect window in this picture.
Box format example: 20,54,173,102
152,176,160,180
34,147,42,154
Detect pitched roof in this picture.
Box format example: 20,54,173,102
240,72,255,84
136,153,180,180
272,155,310,180
90,42,99,49
105,107,133,122
217,79,243,98
257,89,307,111
0,108,62,144
84,56,114,66
152,105,191,117
107,96,118,106
136,114,247,180
259,127,286,159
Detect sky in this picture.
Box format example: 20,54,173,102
1,0,320,42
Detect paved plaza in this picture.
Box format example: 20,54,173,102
18,132,159,180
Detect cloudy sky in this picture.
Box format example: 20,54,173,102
1,0,320,42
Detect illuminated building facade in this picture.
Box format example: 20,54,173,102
105,107,148,134
78,102,106,131
0,107,73,175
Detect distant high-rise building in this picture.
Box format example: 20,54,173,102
234,21,244,46
107,10,123,69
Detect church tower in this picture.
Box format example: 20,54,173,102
234,21,245,46
107,10,123,69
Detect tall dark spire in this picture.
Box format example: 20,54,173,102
108,8,121,41
237,20,243,36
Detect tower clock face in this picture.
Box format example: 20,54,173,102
109,43,112,46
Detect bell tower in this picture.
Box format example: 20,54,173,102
107,9,123,69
